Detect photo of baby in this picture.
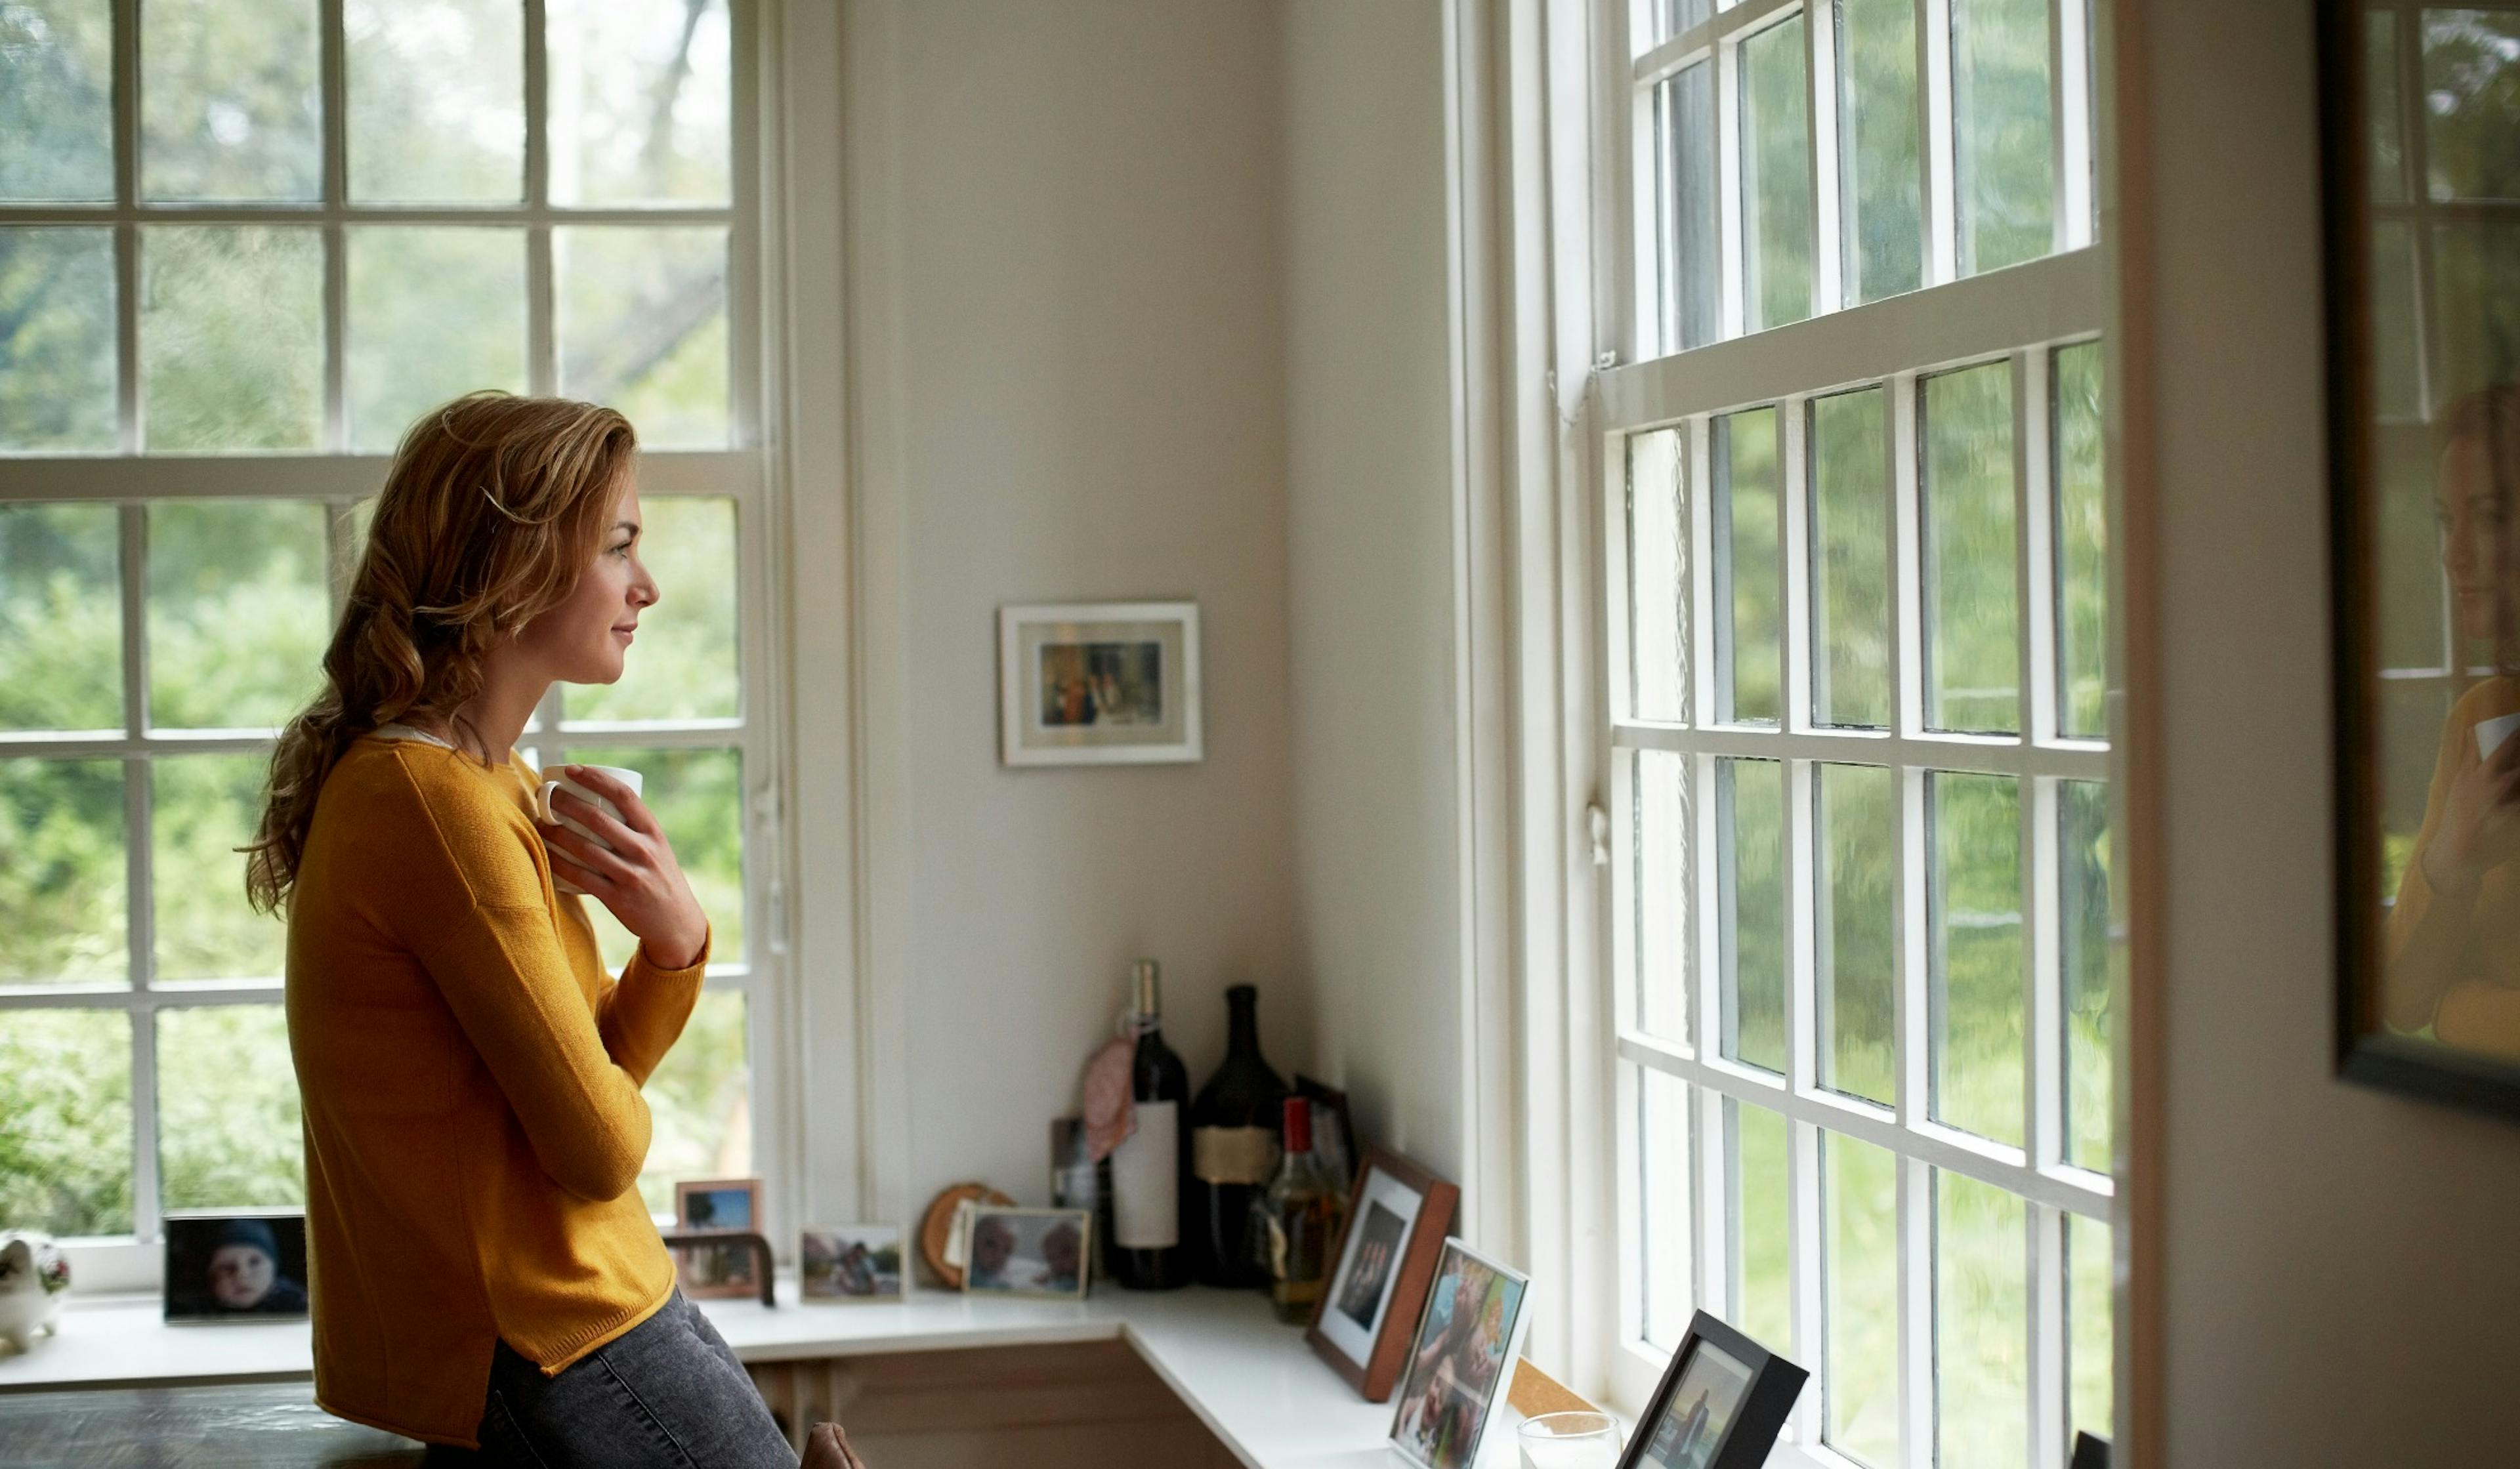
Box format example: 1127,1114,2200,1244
163,1213,310,1321
1387,1241,1530,1469
959,1207,1091,1300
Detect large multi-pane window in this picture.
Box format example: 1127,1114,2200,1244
1606,0,2109,1464
0,0,776,1275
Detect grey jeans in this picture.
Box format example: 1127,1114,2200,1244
427,1291,796,1468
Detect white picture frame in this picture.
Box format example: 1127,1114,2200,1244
1386,1238,1534,1469
998,602,1203,766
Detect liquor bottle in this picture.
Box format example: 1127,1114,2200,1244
1188,984,1289,1287
1253,1094,1347,1324
1102,960,1194,1290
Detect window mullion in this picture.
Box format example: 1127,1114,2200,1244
2030,1202,2068,1469
2021,348,2058,744
525,0,556,397
320,0,348,453
112,0,140,452
1918,0,1956,286
1897,1153,1934,1469
2053,0,2093,251
1717,37,1748,342
119,498,159,1243
1807,0,1845,316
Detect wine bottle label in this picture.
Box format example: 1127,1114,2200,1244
1112,1101,1180,1249
1192,1125,1281,1185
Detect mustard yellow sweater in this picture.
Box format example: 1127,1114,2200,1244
285,733,708,1447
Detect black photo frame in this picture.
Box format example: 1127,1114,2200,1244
1614,1311,1806,1469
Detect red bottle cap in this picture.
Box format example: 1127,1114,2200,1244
1282,1095,1312,1154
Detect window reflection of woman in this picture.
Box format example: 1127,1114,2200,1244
2387,385,2520,1056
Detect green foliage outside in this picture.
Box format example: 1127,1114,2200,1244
1718,408,1783,722
2056,343,2107,739
1813,388,1891,728
139,0,321,203
1741,16,1813,333
0,228,115,451
1925,363,2021,734
1818,763,1897,1106
1723,758,1788,1074
0,1011,130,1237
1952,0,2056,276
0,2,113,203
1839,0,1924,304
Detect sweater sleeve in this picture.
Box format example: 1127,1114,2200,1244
380,755,655,1203
597,930,711,1086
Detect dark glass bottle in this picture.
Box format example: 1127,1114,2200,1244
1101,960,1194,1290
1187,985,1289,1287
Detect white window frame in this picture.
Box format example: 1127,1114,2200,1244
0,0,794,1293
1587,1,2110,1466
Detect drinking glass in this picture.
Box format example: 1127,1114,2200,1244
1520,1410,1622,1469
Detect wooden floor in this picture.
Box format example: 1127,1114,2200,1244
0,1342,1241,1468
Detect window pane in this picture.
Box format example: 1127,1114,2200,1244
146,501,329,732
1635,749,1691,1047
1629,424,1689,723
141,0,322,203
1951,0,2053,276
1715,407,1782,724
158,1004,305,1210
557,226,730,449
1654,62,1721,352
1817,764,1895,1106
154,755,288,983
565,497,739,722
1740,16,1814,332
1,227,118,451
637,987,749,1217
1728,1098,1789,1350
2423,10,2520,201
558,745,744,967
1923,363,2020,733
1641,1066,1692,1349
346,0,524,204
0,1,114,201
1812,388,1889,726
0,503,121,732
2368,11,2406,205
2068,1210,2112,1444
1718,758,1784,1075
2372,222,2425,424
2431,222,2520,408
142,226,324,452
1837,0,1922,303
1935,1170,2028,1469
0,757,127,985
2063,778,2111,1172
1645,0,1713,50
2375,423,2444,676
1823,1130,1899,1468
0,1008,131,1235
547,0,732,207
347,227,528,451
1931,773,2023,1146
2054,342,2107,739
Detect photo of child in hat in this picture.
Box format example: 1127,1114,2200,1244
163,1213,310,1321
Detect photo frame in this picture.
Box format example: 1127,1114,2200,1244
1307,1146,1458,1401
956,1205,1091,1300
800,1224,904,1303
998,602,1202,766
1614,1311,1807,1469
1385,1238,1532,1469
673,1177,763,1301
2322,1,2520,1117
162,1211,310,1323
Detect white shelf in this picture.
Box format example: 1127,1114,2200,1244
0,1281,1524,1469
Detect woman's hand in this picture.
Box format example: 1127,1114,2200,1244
2423,730,2520,898
538,766,709,970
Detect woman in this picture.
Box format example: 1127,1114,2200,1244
2386,384,2520,1058
246,393,795,1466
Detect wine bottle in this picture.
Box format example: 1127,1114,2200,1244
1254,1094,1347,1323
1188,984,1290,1288
1104,960,1194,1290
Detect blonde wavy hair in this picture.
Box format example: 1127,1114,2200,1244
245,392,637,914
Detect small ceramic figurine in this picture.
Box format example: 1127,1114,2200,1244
0,1232,70,1353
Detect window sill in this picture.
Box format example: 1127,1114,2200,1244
0,1282,1515,1469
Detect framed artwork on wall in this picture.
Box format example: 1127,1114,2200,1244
2324,0,2520,1117
998,602,1203,766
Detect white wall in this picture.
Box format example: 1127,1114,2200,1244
844,0,1304,1215
1281,0,1464,1181
2126,1,2520,1462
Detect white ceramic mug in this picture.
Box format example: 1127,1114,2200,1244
536,764,644,896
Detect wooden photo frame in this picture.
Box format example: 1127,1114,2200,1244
1615,1310,1807,1469
2322,0,2520,1119
1385,1238,1534,1469
998,602,1203,766
1305,1147,1459,1401
673,1177,763,1300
